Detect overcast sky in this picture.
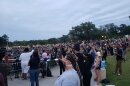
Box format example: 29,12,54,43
0,0,130,41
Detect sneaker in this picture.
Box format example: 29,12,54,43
117,74,121,76
112,72,116,74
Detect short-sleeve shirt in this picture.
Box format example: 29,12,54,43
19,50,34,64
55,69,80,86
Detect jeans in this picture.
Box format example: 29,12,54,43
29,69,39,86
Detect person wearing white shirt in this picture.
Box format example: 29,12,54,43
19,48,34,80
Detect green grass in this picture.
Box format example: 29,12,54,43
105,50,130,86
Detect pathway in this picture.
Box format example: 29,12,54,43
8,66,101,86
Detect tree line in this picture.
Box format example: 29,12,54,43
0,34,9,47
0,21,130,47
69,22,130,41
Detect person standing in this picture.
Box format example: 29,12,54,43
42,50,48,61
19,48,34,80
0,51,10,86
0,73,5,86
93,50,102,85
58,47,66,75
109,45,114,56
89,46,97,63
55,54,80,86
83,53,94,86
73,43,84,86
102,48,108,60
114,44,123,76
28,49,40,86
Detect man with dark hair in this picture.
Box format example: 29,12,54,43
58,47,65,75
83,53,94,86
73,44,84,75
73,43,85,86
114,44,124,76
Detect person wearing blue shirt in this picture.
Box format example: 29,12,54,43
55,53,80,86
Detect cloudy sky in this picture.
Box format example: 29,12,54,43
0,0,130,41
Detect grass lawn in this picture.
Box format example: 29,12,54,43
104,49,130,86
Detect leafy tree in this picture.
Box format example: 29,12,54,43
59,35,70,43
2,34,9,42
47,38,58,44
10,21,130,46
0,37,7,47
0,34,9,47
68,22,97,41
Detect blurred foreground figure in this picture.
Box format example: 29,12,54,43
0,73,5,86
55,54,80,86
0,48,10,86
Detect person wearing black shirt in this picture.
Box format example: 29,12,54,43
28,49,40,86
0,48,10,86
109,45,114,56
73,43,84,86
102,48,107,60
114,45,123,76
83,54,94,86
58,47,66,75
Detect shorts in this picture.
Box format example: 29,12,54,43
21,63,29,73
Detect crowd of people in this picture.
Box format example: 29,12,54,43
0,38,130,86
